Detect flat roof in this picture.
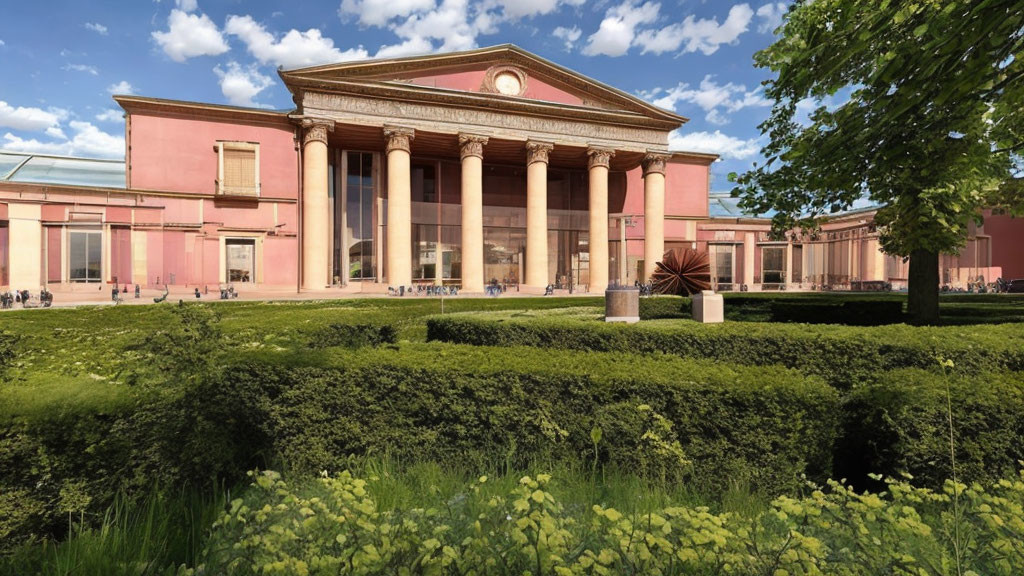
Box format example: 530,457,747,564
0,150,125,189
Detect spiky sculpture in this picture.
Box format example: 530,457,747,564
651,248,711,296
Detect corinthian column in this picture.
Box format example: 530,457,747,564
587,147,614,293
301,118,333,290
642,152,670,282
459,134,488,293
525,140,553,290
384,125,415,287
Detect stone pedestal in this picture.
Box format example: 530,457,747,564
605,287,639,323
692,290,724,323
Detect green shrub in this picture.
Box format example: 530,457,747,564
837,368,1024,488
0,343,838,547
638,295,691,319
769,299,905,325
309,323,398,349
426,315,1024,389
192,466,1024,575
198,344,839,495
0,330,17,374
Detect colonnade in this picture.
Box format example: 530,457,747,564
300,121,669,293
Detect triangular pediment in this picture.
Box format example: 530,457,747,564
279,44,687,129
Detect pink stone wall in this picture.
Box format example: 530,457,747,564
397,67,585,106
128,113,298,199
985,212,1024,279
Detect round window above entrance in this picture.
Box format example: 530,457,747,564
483,65,528,97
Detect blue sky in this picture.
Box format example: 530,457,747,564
0,0,792,192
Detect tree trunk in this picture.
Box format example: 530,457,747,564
907,248,940,324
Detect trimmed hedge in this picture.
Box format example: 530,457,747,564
308,323,398,349
638,295,691,319
837,368,1024,488
426,315,1024,389
217,344,839,494
769,299,905,325
0,343,839,547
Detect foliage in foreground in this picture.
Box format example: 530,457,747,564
187,466,1024,576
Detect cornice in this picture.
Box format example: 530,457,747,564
286,76,679,132
279,44,688,126
114,96,294,129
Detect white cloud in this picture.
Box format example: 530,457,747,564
107,80,135,95
0,101,65,132
756,2,787,34
0,40,5,46
495,0,584,19
85,22,108,35
669,129,760,159
152,9,229,62
380,0,485,55
640,75,770,124
343,0,585,58
225,15,368,69
176,0,198,12
45,126,67,139
635,3,753,56
374,36,436,59
582,0,660,57
339,0,436,28
2,121,125,159
96,109,124,122
552,25,581,51
63,63,99,75
214,62,275,108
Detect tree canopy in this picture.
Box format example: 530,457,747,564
732,0,1024,322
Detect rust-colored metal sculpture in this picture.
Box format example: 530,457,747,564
651,248,712,296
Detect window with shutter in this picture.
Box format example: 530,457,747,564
217,142,259,197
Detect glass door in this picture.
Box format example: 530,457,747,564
225,238,255,283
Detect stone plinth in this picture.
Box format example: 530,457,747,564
605,287,639,323
692,290,724,323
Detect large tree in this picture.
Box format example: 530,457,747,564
732,0,1024,323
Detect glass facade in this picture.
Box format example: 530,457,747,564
69,230,102,282
0,221,7,286
346,152,376,280
226,238,256,283
762,245,787,288
332,150,623,289
709,244,735,290
411,162,462,283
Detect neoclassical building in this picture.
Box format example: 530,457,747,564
0,45,716,293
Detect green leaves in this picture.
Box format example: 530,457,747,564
734,0,1024,322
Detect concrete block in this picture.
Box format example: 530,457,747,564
692,290,724,323
605,287,639,323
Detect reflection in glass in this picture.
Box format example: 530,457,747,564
347,151,376,280
69,230,102,282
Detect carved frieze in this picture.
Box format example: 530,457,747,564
526,141,554,165
383,125,415,154
302,92,668,150
642,152,671,177
587,147,615,170
459,134,489,160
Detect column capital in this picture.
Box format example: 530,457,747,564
301,118,334,146
459,133,489,160
587,146,615,170
642,151,671,177
526,140,554,165
383,125,416,154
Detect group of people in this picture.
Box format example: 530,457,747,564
388,284,460,297
1,288,53,309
